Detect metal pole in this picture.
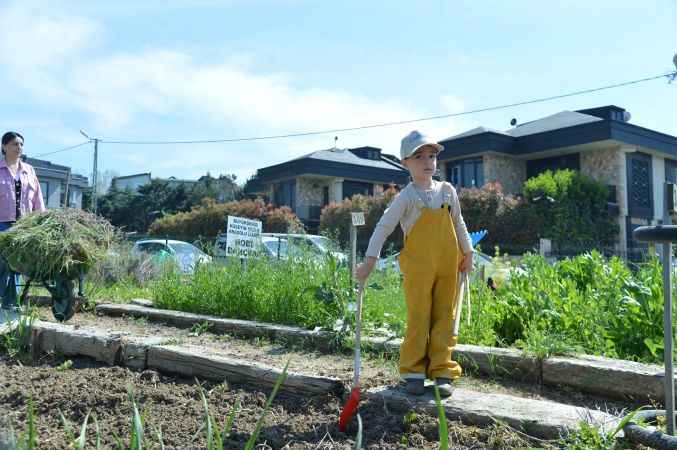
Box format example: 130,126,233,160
350,224,357,284
92,138,99,214
664,182,675,435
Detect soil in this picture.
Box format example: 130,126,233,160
0,307,637,449
0,353,539,449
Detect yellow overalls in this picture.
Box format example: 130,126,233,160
398,202,462,380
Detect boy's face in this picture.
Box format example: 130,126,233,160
403,145,438,181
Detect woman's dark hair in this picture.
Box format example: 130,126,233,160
2,131,24,156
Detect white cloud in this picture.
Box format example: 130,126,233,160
1,0,465,180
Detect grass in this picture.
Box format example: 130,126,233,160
2,305,37,361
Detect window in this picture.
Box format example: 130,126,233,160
273,180,296,209
526,154,580,179
343,180,373,199
39,181,49,206
447,158,483,188
666,159,677,184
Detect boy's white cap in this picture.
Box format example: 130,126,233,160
400,130,443,160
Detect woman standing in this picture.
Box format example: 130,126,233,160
0,131,45,310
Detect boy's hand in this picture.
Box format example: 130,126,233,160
459,252,473,273
356,257,377,285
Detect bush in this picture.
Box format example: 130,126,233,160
319,186,403,255
522,170,619,251
148,198,304,241
458,182,538,253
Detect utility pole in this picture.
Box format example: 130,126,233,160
80,130,99,214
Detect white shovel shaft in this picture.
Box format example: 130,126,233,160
353,283,364,385
453,272,469,336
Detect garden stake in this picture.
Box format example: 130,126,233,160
338,282,364,432
453,272,469,337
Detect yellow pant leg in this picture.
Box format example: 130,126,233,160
427,274,462,380
399,271,434,379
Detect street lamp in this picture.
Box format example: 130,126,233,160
80,130,99,214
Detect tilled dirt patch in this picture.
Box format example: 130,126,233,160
0,352,539,449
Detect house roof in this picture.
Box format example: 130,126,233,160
24,156,89,187
504,111,602,137
438,105,677,160
113,172,152,181
253,146,408,186
442,126,509,141
291,147,405,171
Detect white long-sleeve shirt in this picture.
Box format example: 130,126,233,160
365,181,473,258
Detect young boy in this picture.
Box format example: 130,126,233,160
356,130,473,397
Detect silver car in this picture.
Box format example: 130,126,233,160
132,239,211,274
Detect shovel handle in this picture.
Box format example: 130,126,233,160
354,282,364,385
452,272,468,336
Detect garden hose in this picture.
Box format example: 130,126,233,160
623,410,677,449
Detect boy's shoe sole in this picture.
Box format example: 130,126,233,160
405,379,425,396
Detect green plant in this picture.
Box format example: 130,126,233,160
14,398,37,450
560,407,643,449
196,382,240,450
56,359,73,371
433,385,449,450
2,307,37,361
190,321,212,336
244,360,290,450
60,410,91,450
515,324,575,362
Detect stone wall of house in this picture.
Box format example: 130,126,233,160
296,177,326,207
483,154,526,194
580,147,624,210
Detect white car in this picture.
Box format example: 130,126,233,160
261,233,348,264
132,239,211,274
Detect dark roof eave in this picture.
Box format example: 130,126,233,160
611,121,677,156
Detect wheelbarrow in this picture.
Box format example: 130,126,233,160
0,254,84,322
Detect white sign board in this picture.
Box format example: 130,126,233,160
351,212,365,226
215,216,262,259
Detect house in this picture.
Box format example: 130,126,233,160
246,146,409,230
24,156,89,209
111,173,198,191
111,173,151,191
437,105,677,254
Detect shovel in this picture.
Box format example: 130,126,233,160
338,281,364,432
453,272,470,337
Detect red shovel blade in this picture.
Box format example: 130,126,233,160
338,386,361,431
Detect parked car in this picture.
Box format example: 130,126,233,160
260,235,289,259
132,239,211,274
261,233,348,264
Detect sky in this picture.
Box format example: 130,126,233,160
1,0,676,185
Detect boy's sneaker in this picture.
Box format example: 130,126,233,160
405,379,425,396
435,378,454,398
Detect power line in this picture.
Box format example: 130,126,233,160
97,70,676,145
34,141,90,158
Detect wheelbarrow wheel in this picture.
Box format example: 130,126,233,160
50,277,76,322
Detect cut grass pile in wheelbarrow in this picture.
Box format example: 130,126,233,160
0,209,117,280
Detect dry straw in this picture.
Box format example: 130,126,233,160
0,209,117,279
